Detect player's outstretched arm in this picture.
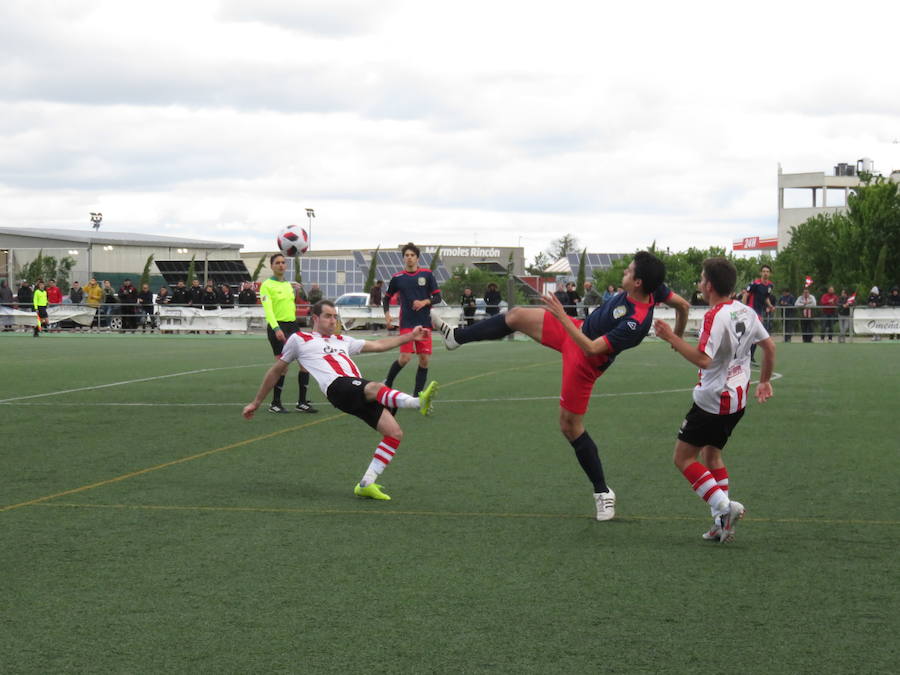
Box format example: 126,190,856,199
665,292,690,338
653,319,712,369
755,337,776,403
243,360,290,419
362,325,426,353
541,293,610,357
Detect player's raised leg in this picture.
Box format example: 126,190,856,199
433,306,546,349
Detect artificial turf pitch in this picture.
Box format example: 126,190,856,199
1,332,897,673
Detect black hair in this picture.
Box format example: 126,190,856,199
632,251,666,294
702,257,737,296
311,299,336,317
760,264,772,272
401,242,420,258
270,253,285,265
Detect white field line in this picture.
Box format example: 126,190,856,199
0,363,270,404
2,372,782,406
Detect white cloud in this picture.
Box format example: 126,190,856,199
1,0,899,264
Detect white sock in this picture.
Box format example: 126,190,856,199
358,436,400,486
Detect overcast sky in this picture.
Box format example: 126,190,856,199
2,0,898,262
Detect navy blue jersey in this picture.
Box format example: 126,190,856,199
744,279,773,316
384,268,442,328
580,284,672,369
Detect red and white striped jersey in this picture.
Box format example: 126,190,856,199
694,300,769,415
279,331,367,395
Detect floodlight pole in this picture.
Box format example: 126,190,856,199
305,208,315,250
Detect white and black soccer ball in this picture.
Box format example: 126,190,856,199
276,225,309,256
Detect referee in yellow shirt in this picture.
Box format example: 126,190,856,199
259,253,317,414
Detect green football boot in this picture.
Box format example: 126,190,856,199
418,381,439,417
354,483,391,500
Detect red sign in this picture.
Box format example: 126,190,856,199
733,236,778,251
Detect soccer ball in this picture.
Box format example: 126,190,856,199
276,225,309,256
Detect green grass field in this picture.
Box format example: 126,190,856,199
1,331,897,673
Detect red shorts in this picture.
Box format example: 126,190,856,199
540,312,609,415
399,326,432,354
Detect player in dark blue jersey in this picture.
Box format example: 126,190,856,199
433,251,689,521
382,242,442,396
741,263,774,363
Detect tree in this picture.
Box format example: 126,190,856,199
525,251,550,275
139,255,154,289
20,250,76,291
252,255,266,282
186,255,196,287
293,255,303,287
364,246,380,292
576,248,587,290
429,246,442,272
546,234,580,261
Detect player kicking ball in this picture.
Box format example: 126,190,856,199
243,300,439,501
654,257,776,543
433,251,689,521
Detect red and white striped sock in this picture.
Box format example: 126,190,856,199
360,436,401,486
711,466,729,493
376,385,418,410
682,461,730,515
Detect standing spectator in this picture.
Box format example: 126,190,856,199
46,279,62,305
101,280,117,328
118,279,138,331
887,286,900,341
238,282,257,306
564,282,581,318
69,281,84,305
483,283,502,316
218,284,235,308
689,283,706,306
837,289,852,343
777,288,796,342
368,280,384,307
602,284,616,304
83,278,102,329
201,282,218,310
33,279,48,336
137,283,155,332
156,286,170,306
170,280,190,305
0,279,14,331
581,281,603,318
867,286,883,341
820,286,838,342
795,288,816,343
460,287,477,326
307,283,323,305
17,279,33,315
188,278,204,306
742,264,775,362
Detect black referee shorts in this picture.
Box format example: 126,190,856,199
326,377,385,430
677,403,745,450
267,321,298,356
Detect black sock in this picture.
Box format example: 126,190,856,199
570,431,608,493
414,367,428,396
298,371,310,404
273,375,284,407
385,360,404,388
456,313,513,344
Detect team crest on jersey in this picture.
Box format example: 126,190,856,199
613,306,626,319
417,277,426,286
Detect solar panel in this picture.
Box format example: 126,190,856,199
155,260,251,287
565,252,627,278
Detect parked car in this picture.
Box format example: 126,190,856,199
335,292,373,329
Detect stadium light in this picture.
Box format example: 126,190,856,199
90,212,103,230
305,208,315,250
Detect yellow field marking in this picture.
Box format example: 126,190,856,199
1,361,557,514
0,413,344,513
29,502,900,526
